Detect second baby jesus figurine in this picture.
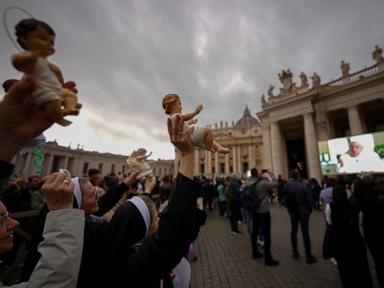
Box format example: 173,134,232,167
162,94,229,154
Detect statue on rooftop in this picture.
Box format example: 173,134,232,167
340,60,350,78
372,45,384,64
267,85,275,98
278,69,296,94
373,46,384,72
299,72,309,88
261,94,267,105
311,73,321,90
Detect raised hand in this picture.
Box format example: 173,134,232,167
0,77,81,161
124,171,140,188
167,114,194,155
41,172,74,211
144,177,156,194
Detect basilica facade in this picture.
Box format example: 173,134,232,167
258,46,384,180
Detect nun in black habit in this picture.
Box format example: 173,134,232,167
330,184,373,288
77,195,158,287
81,115,199,288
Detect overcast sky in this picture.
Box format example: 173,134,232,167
1,0,383,159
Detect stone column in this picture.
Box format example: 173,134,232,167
72,158,80,177
237,145,241,175
225,153,230,175
63,156,69,170
207,150,212,177
262,125,272,171
194,149,199,176
303,113,322,181
214,153,219,176
204,150,209,176
270,122,283,177
248,144,254,170
281,139,289,178
45,154,54,176
232,146,237,174
347,106,364,136
314,104,330,141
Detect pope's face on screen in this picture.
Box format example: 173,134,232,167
350,141,363,157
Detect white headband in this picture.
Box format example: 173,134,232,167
71,177,82,208
128,196,150,233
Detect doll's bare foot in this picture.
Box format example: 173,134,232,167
56,118,72,126
211,140,229,154
62,108,80,116
218,147,230,154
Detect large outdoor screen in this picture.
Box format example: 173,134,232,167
318,131,384,175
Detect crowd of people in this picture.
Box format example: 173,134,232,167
1,81,383,288
191,167,383,287
0,17,382,288
0,76,207,287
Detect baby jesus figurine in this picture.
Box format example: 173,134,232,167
162,94,229,153
126,148,153,179
12,18,79,126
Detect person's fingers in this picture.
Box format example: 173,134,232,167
63,81,76,90
184,126,194,141
177,115,185,142
177,114,184,131
125,171,140,186
52,172,66,188
63,81,78,95
3,77,35,105
44,172,60,186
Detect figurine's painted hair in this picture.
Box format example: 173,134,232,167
162,94,179,115
15,18,55,49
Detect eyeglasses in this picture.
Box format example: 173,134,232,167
0,211,10,227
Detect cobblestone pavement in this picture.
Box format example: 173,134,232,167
191,205,343,288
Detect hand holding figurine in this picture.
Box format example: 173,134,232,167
12,18,80,127
162,94,229,154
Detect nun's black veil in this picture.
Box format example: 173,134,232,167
77,200,148,288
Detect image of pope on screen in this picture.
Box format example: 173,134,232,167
319,133,384,174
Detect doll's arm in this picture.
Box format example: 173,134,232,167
137,152,152,161
48,62,65,85
12,52,38,74
181,104,203,121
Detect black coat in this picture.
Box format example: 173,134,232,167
102,172,198,288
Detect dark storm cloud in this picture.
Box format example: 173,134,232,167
1,0,383,143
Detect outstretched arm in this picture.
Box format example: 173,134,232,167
104,114,198,287
181,104,203,122
137,151,152,161
12,52,38,74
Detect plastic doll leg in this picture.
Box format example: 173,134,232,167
56,118,72,126
62,89,79,116
212,140,229,154
40,100,71,127
203,128,215,151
